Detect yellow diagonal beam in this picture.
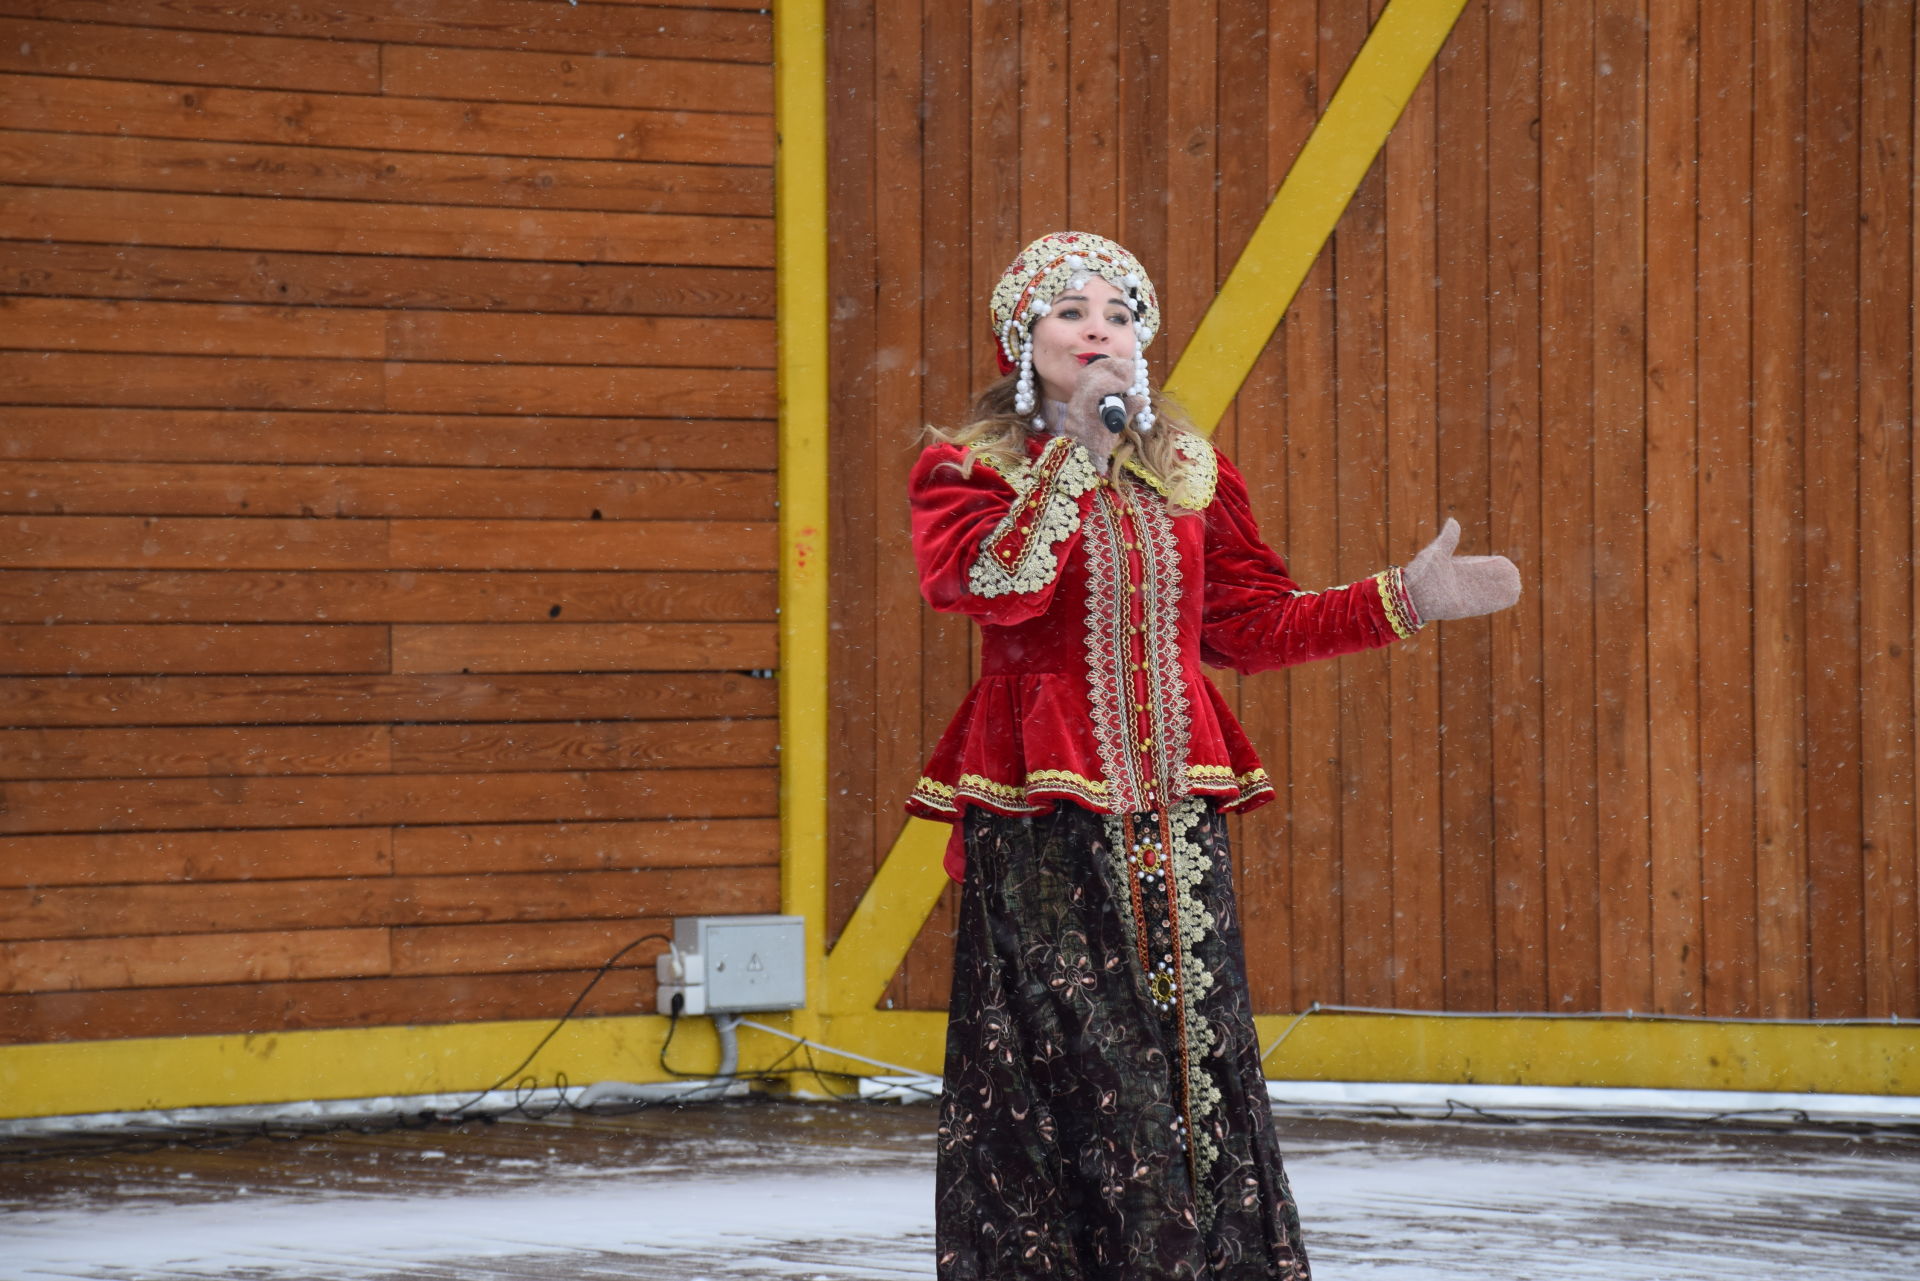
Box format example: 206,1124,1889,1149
1166,0,1470,434
818,0,1467,1016
822,818,951,1015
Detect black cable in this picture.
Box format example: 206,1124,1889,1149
430,931,673,1122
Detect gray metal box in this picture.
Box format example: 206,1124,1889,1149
667,914,806,1013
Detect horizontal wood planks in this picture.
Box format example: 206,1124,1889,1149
826,0,1919,1020
0,2,778,1045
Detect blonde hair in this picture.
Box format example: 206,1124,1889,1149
925,375,1210,511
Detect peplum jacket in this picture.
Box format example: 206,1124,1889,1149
907,427,1423,880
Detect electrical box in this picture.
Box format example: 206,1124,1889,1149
656,915,806,1016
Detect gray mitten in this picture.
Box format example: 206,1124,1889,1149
1403,517,1521,622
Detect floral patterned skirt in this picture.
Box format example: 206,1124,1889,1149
936,798,1310,1280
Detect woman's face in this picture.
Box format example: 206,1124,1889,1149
1027,277,1139,403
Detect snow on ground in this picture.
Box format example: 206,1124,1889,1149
1,1104,1915,1279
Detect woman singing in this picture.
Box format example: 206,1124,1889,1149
906,232,1521,1279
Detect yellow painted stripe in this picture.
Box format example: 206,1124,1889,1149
1253,1013,1920,1096
775,0,831,1033
1164,0,1470,433
5,1011,1912,1120
816,1012,1920,1097
0,1015,741,1122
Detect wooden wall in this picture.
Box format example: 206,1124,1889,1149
0,2,780,1044
826,0,1920,1020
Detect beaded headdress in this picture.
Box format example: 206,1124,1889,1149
989,231,1161,433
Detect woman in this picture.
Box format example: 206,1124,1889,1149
906,232,1520,1279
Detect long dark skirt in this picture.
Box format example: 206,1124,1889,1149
936,798,1310,1280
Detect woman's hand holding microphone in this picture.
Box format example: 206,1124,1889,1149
1057,355,1142,475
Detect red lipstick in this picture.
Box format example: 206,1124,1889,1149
1075,352,1107,366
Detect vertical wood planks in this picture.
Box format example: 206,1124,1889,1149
825,0,1920,1025
1385,39,1443,1010
1333,0,1394,1010
1539,0,1602,1011
1485,0,1547,1013
1858,0,1917,1018
1752,0,1811,1018
1590,0,1652,1015
826,0,881,946
1694,0,1760,1019
1434,0,1496,1012
1800,0,1865,1017
1645,0,1704,1016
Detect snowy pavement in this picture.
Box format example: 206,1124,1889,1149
2,1100,1917,1279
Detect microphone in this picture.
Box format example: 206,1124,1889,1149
1082,354,1129,433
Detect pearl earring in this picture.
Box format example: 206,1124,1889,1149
1132,335,1155,434
1014,336,1035,417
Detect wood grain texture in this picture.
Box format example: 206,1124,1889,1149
1645,0,1703,1016
0,0,791,1046
0,298,773,367
0,927,390,993
1694,0,1759,1018
823,0,877,949
1799,0,1865,1017
0,127,772,217
0,187,773,267
0,72,769,164
0,968,656,1045
1539,0,1601,1012
0,16,380,92
1384,46,1442,1011
1334,13,1394,1011
0,724,392,780
12,0,1917,1045
1857,0,1917,1018
391,818,778,875
0,463,775,521
5,516,774,572
1434,0,1495,1013
1485,0,1546,1013
0,827,394,888
0,867,778,941
818,0,1916,1027
1751,0,1810,1018
0,570,776,624
0,767,779,835
0,1,773,62
0,410,777,469
389,622,777,673
0,243,775,317
0,672,778,728
379,44,773,113
0,623,389,675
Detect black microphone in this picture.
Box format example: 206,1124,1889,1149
1082,354,1129,433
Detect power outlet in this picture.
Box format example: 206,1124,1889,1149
656,915,806,1015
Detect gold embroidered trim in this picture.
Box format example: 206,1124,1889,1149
1023,768,1111,802
1375,565,1423,640
1081,491,1144,810
908,776,959,813
954,772,1024,803
1120,429,1219,509
966,436,1099,599
915,770,1115,814
1135,492,1194,806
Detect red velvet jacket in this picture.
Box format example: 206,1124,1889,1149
907,428,1422,879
